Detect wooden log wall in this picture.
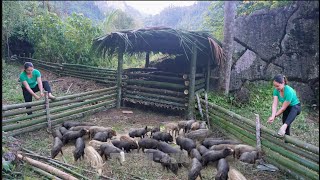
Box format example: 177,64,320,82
199,99,319,180
2,87,117,136
123,68,205,111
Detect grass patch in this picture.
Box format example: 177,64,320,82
206,83,319,146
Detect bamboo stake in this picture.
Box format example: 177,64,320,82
187,44,197,120
204,92,210,129
196,93,204,121
117,50,124,108
44,91,52,132
17,153,78,180
66,83,73,94
255,114,261,152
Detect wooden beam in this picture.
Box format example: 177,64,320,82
187,45,197,119
117,50,124,108
145,52,150,68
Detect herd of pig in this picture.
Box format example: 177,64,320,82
50,120,261,180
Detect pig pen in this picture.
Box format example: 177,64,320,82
14,106,292,180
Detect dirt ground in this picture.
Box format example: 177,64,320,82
16,107,290,180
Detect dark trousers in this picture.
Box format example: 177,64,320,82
22,81,52,115
282,103,301,135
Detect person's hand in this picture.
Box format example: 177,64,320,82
40,92,45,97
34,94,41,100
267,116,275,124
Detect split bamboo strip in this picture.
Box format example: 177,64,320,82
124,90,187,103
3,99,116,132
125,85,185,97
17,154,78,180
209,108,319,163
125,79,186,90
202,100,319,155
210,113,319,173
124,94,186,107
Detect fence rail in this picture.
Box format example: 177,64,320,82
2,86,117,136
200,99,319,180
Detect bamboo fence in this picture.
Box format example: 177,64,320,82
199,99,319,180
2,86,117,136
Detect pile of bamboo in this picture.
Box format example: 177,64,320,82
122,68,205,110
200,99,319,180
2,87,117,136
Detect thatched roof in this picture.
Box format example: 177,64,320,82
92,27,224,65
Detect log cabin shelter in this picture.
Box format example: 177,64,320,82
92,27,223,119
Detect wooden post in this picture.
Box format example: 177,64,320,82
44,91,51,132
145,52,150,68
196,93,204,121
255,114,262,151
187,45,197,119
117,50,124,108
206,57,211,92
204,92,210,129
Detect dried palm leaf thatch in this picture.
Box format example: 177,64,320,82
92,27,223,65
208,37,225,66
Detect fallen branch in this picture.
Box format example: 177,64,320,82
66,83,73,94
17,153,78,180
50,79,64,83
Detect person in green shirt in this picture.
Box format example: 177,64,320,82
20,62,55,115
267,74,301,136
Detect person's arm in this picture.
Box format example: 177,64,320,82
275,101,290,117
37,76,44,97
22,81,40,99
268,96,278,123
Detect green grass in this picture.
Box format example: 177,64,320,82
205,83,319,146
2,60,25,104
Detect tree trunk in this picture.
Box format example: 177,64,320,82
219,1,236,95
7,32,10,60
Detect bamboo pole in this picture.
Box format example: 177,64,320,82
125,85,185,97
8,105,114,136
195,83,206,91
60,72,117,84
54,87,116,101
60,70,116,80
17,154,78,180
205,92,210,129
117,50,124,108
44,91,52,131
182,73,205,80
125,79,186,90
3,90,116,120
3,100,45,111
30,166,62,180
255,114,261,152
62,63,116,72
209,108,319,163
145,52,150,68
124,94,186,107
196,93,204,121
3,99,116,132
209,113,319,173
187,44,197,120
2,105,45,118
126,73,184,82
202,99,319,155
195,78,206,86
124,90,187,103
62,67,116,75
206,57,210,92
48,161,90,180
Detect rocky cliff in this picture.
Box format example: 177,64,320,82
221,1,319,105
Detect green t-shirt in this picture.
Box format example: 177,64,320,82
273,85,300,106
20,69,41,88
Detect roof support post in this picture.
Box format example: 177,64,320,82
187,45,197,120
116,50,124,108
206,57,211,92
145,52,150,68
